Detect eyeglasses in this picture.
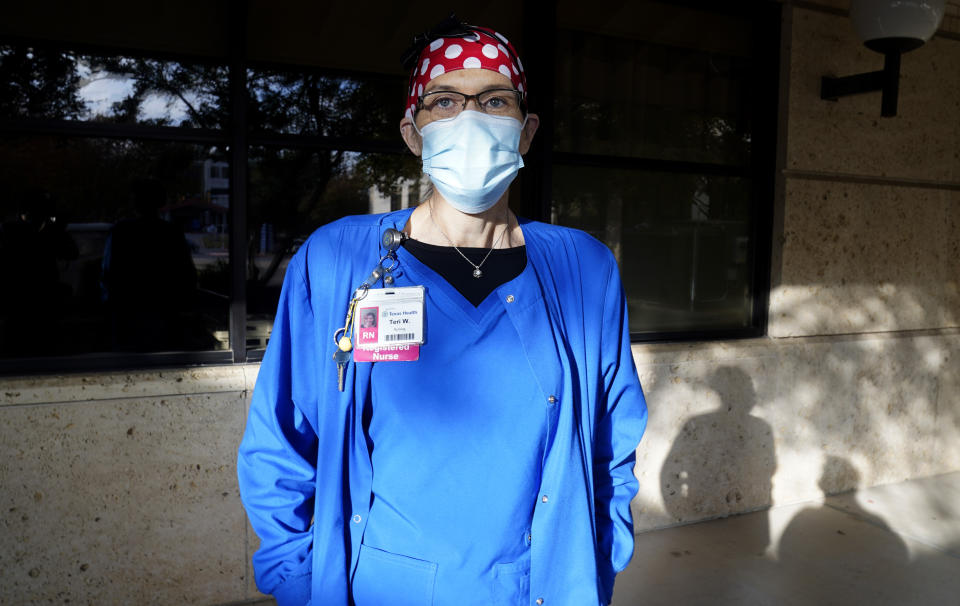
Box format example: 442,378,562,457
417,89,523,120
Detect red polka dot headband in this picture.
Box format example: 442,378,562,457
405,26,527,120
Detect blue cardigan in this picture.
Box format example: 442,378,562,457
237,208,648,606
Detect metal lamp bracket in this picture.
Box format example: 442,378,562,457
820,50,902,117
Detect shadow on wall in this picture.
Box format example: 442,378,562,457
633,279,960,532
660,366,776,526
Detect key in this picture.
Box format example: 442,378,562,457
333,349,350,392
342,299,359,340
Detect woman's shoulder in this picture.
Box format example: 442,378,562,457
305,212,391,242
279,212,409,292
520,218,616,264
295,210,411,260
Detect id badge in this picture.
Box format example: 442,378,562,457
353,286,424,362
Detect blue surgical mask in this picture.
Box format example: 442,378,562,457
416,110,525,214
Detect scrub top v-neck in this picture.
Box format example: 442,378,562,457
401,238,527,307
355,244,548,606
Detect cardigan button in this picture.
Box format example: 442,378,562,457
541,495,548,503
547,395,557,404
352,514,362,523
536,599,544,605
506,294,515,303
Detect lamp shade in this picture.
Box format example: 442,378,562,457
851,0,945,53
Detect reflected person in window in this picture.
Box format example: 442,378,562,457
238,15,648,606
101,178,199,351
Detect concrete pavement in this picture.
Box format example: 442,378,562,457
614,471,960,606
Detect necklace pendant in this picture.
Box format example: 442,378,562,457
472,268,483,278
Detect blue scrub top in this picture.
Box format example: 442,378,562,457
358,248,546,605
237,209,648,606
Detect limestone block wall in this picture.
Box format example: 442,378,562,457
0,368,267,605
630,332,960,530
776,2,960,337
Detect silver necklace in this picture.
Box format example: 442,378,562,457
429,203,509,279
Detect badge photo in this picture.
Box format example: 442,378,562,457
356,306,379,347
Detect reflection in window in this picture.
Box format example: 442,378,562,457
0,137,230,357
552,2,771,337
0,45,228,128
554,30,752,165
247,69,405,140
554,167,754,334
245,146,420,352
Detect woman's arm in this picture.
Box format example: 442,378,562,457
594,261,649,605
238,256,319,605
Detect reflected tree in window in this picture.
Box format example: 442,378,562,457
90,57,227,128
0,46,228,127
246,70,418,303
0,42,421,359
0,46,85,120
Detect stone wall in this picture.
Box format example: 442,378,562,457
0,368,264,605
631,331,960,530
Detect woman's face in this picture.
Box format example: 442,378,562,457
400,68,539,156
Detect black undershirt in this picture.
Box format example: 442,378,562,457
402,239,527,307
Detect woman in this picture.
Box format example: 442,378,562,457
238,17,647,606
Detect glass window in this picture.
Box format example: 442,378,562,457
0,45,228,129
0,2,777,372
245,146,420,353
552,2,773,338
553,166,754,334
0,136,230,357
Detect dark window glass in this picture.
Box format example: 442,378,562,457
247,69,406,140
0,136,230,357
245,146,420,353
0,45,228,129
552,2,771,337
554,30,752,165
553,166,754,333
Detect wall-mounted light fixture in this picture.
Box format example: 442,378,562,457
821,0,945,117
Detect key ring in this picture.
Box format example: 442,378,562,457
379,252,399,273
332,248,399,349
